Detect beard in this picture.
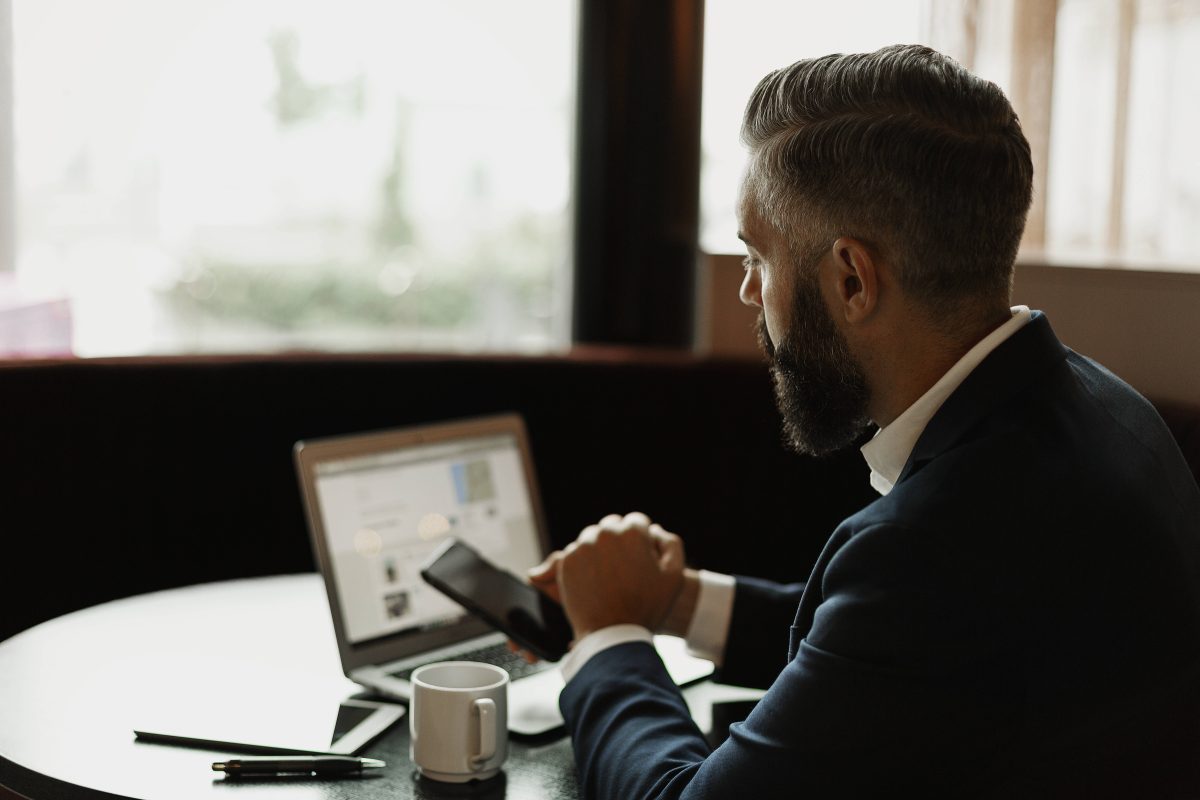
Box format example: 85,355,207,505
758,270,872,457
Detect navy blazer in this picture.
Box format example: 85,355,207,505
560,313,1200,799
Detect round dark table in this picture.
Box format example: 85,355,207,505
0,574,762,800
0,575,581,800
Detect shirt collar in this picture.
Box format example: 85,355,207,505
861,306,1032,495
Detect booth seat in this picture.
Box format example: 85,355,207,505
2,350,1197,644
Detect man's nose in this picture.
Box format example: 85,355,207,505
739,268,762,308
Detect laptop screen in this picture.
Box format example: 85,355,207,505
311,432,543,646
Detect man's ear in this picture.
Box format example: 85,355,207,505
828,236,879,323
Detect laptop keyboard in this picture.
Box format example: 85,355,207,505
389,642,553,683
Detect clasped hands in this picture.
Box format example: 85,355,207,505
522,511,699,651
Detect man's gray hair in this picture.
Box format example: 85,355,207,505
741,44,1033,308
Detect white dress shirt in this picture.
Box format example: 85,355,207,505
560,306,1032,683
861,306,1031,494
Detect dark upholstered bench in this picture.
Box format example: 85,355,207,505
2,351,1197,643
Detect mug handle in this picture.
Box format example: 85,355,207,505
472,698,496,767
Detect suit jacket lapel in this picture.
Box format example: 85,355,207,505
895,311,1069,486
786,313,1071,664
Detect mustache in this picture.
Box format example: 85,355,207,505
755,312,776,360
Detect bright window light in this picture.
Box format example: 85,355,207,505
700,0,923,255
11,0,576,356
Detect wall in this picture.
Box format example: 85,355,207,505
1011,262,1200,405
696,253,1200,405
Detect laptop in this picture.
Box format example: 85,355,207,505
294,412,714,736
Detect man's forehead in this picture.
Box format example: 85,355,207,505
736,192,766,245
735,167,755,217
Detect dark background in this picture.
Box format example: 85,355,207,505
0,352,878,643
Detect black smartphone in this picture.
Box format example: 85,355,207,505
420,538,573,662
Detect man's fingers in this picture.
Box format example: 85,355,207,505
623,511,652,529
528,552,565,604
553,513,690,637
578,525,601,545
592,511,652,536
505,639,540,664
649,523,685,572
528,556,557,583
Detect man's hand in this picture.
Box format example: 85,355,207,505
530,511,687,641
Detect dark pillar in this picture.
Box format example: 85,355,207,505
571,0,705,348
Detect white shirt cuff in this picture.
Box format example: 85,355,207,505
559,623,654,684
683,570,735,666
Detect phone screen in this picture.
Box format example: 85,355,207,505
420,539,573,661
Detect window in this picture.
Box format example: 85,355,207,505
5,0,576,356
1047,0,1200,265
700,0,923,255
700,0,1200,272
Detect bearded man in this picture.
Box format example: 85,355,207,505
530,45,1200,798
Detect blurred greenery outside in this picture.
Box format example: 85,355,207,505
162,28,564,347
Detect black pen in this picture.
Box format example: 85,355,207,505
212,755,386,777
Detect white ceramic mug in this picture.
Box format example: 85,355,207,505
409,661,509,783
